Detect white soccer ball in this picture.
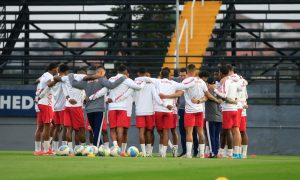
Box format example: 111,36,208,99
127,146,139,157
98,145,110,157
110,146,121,157
56,145,70,156
74,145,85,156
82,145,98,156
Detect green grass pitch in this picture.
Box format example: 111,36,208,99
1,151,300,180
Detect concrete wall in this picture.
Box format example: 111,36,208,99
1,105,300,155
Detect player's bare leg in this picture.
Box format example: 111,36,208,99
139,127,146,156
241,131,248,158
34,123,44,154
116,127,124,147
171,128,178,157
196,127,205,158
145,128,153,156
41,123,52,154
102,130,109,148
49,122,55,146
157,129,163,155
74,131,79,145
78,127,86,145
121,128,128,155
232,127,242,158
66,126,74,154
89,130,94,145
62,126,67,146
185,126,193,158
110,128,118,147
52,124,61,152
160,128,169,158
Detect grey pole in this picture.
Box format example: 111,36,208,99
175,0,179,69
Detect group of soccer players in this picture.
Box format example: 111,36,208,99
33,62,248,159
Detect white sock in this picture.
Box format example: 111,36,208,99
62,141,67,146
104,142,109,148
159,144,163,154
49,137,53,143
35,141,41,152
239,146,243,155
151,145,153,154
168,140,173,149
53,141,59,152
140,144,146,155
199,144,205,155
113,141,118,147
227,149,233,157
186,142,193,156
121,143,127,152
162,146,168,157
234,146,239,155
67,142,73,153
219,148,224,156
173,145,178,149
146,144,152,155
205,145,210,154
43,141,50,152
242,145,248,156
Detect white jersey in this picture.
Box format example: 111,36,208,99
152,78,190,113
37,72,54,107
182,77,208,113
35,77,42,112
108,74,144,111
62,74,86,107
52,82,66,111
214,77,238,112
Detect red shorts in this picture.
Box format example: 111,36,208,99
64,107,84,130
36,112,42,124
233,109,242,127
37,104,53,124
102,118,107,131
184,112,204,127
136,115,155,129
53,110,64,125
155,112,173,130
171,114,178,128
240,116,247,132
108,110,127,128
222,111,237,129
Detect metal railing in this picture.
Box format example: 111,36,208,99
191,0,204,39
174,18,189,69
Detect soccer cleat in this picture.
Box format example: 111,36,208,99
120,152,128,157
33,151,45,156
217,154,224,159
197,153,205,159
242,155,247,159
43,151,55,156
233,154,241,159
204,153,210,158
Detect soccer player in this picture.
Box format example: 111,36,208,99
240,78,249,158
48,64,69,152
69,65,125,147
214,65,238,158
34,63,58,155
181,64,220,158
107,65,145,147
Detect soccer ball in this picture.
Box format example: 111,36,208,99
74,145,85,156
127,146,139,157
56,145,70,156
98,145,110,157
110,146,121,157
82,145,98,156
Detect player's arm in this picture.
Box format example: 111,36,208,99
61,80,77,105
123,78,145,90
205,91,222,104
89,87,108,101
100,76,126,89
68,74,86,90
191,96,208,104
159,90,184,99
151,86,173,110
214,80,229,99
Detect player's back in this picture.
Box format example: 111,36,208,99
108,74,131,110
38,72,54,106
154,78,176,112
221,78,238,111
52,82,65,111
62,74,85,107
134,78,155,116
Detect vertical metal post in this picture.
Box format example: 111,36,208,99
276,68,280,106
175,0,179,69
24,5,29,85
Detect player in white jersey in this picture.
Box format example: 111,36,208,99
214,65,238,158
227,65,243,158
45,64,69,152
239,78,249,158
34,63,58,156
54,68,87,152
107,65,146,148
